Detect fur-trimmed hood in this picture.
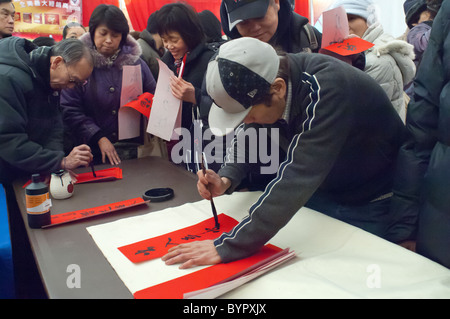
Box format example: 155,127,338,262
79,32,142,69
364,22,416,84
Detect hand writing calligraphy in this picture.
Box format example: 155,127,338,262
118,214,239,263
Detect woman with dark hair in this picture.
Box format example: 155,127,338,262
156,3,217,167
60,4,156,165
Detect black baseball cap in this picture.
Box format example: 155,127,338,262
223,0,271,31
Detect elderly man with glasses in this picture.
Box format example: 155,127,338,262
0,37,95,185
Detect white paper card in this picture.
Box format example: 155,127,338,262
119,65,143,140
322,6,349,47
147,60,181,141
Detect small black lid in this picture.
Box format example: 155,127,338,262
143,188,174,202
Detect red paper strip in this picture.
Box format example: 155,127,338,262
43,197,148,228
133,244,283,299
324,37,374,56
122,92,154,118
75,167,122,184
118,214,238,263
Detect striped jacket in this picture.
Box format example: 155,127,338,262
215,52,407,263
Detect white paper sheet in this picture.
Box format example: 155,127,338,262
87,192,450,299
147,60,181,141
119,65,143,140
322,6,349,47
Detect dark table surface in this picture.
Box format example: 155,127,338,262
13,156,202,298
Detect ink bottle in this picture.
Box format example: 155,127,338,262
25,174,51,228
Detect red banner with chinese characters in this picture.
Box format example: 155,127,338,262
133,244,284,299
44,197,148,228
118,214,238,263
74,167,123,184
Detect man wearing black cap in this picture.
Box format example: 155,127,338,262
162,37,407,268
220,0,321,53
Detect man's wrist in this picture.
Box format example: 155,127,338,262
61,157,67,170
220,177,232,193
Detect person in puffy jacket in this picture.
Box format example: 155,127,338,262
61,4,156,166
332,0,416,123
0,38,94,185
403,0,442,97
388,0,450,268
155,3,217,168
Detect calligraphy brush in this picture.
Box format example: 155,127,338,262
90,162,97,178
200,153,220,230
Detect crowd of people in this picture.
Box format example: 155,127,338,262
0,0,449,281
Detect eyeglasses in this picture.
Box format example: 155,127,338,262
64,63,88,88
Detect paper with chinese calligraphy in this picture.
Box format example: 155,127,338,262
147,60,182,141
119,65,143,140
322,6,348,48
44,197,147,228
74,167,122,184
322,6,374,55
118,214,239,263
86,192,269,296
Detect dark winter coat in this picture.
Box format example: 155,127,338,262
389,0,450,268
0,37,64,184
161,42,216,130
138,29,165,81
60,33,156,149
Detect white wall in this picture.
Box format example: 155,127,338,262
376,0,408,38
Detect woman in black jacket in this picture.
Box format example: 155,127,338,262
156,3,217,167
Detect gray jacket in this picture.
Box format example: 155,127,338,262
0,37,64,184
363,22,416,122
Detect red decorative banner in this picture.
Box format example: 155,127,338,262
323,37,374,56
118,214,238,263
133,244,284,299
122,92,154,119
74,167,122,184
22,167,122,189
43,197,148,228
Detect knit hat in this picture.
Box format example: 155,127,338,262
426,0,443,13
206,37,279,136
331,0,379,25
403,0,427,28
